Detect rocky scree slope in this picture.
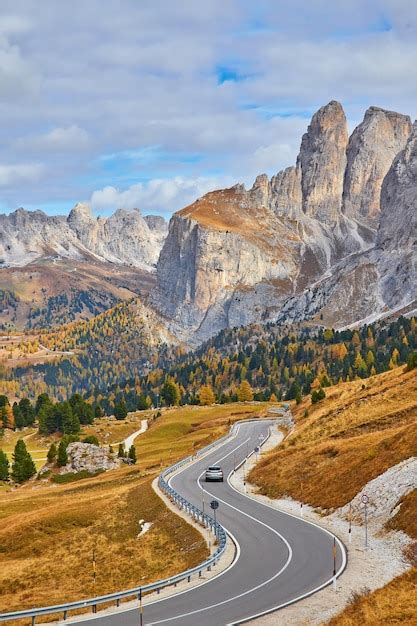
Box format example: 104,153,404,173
152,101,413,344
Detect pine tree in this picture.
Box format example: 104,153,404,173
114,400,128,420
57,440,68,467
47,442,57,463
118,443,126,458
0,450,9,481
11,440,36,483
128,445,137,464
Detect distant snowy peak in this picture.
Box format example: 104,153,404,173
0,205,168,269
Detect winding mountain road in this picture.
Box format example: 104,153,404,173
76,420,346,626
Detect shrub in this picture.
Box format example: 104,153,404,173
82,435,99,446
51,470,104,484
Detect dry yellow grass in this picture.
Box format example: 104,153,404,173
246,367,417,625
0,428,52,470
82,410,154,445
133,403,269,471
327,568,417,625
250,367,417,509
0,402,269,617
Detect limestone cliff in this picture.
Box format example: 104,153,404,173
343,107,412,226
297,101,348,224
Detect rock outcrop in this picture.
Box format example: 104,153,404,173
153,101,378,342
343,107,412,226
376,121,417,312
61,442,122,474
297,101,348,224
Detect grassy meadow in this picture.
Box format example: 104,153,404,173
0,402,268,617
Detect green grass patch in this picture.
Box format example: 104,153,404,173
51,470,104,484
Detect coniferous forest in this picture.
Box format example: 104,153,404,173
1,315,416,416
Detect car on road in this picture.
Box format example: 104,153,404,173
205,465,224,482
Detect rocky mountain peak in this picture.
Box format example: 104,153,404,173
250,173,270,206
144,215,167,232
270,166,302,219
297,100,348,224
343,106,412,226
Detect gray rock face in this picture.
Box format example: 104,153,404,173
297,100,348,224
376,121,417,311
152,100,416,342
270,166,302,219
1,204,168,269
343,107,412,226
61,442,122,474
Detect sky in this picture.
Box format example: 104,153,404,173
0,0,417,219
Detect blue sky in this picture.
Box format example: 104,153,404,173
0,0,416,218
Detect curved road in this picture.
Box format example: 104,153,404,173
77,420,346,626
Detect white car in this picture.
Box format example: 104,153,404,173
205,465,224,482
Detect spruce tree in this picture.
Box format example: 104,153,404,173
118,443,126,458
11,440,36,483
57,440,68,467
128,445,137,464
114,400,128,421
0,450,9,481
47,442,57,463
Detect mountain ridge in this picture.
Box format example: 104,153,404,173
1,100,416,343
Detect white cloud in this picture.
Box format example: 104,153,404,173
1,1,417,212
0,163,44,186
17,125,91,153
0,31,38,100
90,176,235,216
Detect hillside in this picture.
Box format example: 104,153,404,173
0,297,179,400
250,365,417,508
248,366,417,625
0,403,266,614
2,311,416,407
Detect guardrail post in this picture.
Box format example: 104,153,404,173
31,618,36,626
63,609,67,620
92,604,97,614
116,598,120,607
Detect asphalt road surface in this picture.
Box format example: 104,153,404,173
77,420,346,626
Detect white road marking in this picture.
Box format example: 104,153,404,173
147,427,294,624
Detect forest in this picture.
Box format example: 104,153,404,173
1,311,416,414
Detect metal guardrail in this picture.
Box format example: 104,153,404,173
0,414,280,624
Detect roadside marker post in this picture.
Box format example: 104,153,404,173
348,503,352,544
332,537,337,591
138,589,143,626
300,481,303,517
92,548,96,586
361,494,369,548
